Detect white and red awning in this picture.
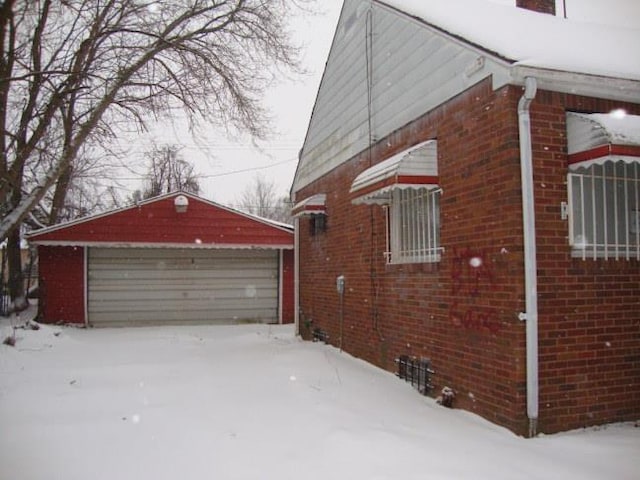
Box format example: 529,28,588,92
350,140,439,205
567,112,640,170
291,193,327,217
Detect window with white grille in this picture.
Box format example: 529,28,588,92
568,161,640,260
385,188,442,264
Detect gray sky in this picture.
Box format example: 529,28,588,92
124,2,343,208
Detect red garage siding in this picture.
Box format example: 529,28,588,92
281,249,295,323
29,193,295,327
30,195,293,247
38,246,85,324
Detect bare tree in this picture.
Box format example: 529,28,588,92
44,145,120,224
237,175,292,224
0,0,305,309
140,144,200,199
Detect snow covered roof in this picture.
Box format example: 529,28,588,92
380,0,640,81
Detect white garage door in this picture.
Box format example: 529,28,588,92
88,248,279,327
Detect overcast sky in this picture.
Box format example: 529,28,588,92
120,0,638,209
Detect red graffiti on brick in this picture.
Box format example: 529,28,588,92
451,247,495,296
449,302,501,334
450,248,501,333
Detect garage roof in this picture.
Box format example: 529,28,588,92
28,192,294,249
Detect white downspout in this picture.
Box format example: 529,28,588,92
517,76,539,437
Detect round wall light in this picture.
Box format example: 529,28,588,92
174,195,189,213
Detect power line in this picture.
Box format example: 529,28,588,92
111,156,297,181
201,157,297,178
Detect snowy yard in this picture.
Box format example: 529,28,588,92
1,315,638,480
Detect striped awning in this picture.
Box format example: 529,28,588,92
567,112,640,170
291,193,327,217
350,140,439,205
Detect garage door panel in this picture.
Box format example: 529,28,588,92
89,269,276,282
89,309,279,326
88,248,279,326
91,300,277,315
91,287,278,302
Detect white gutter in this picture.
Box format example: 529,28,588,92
517,76,539,438
510,66,640,105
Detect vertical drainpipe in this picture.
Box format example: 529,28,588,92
517,76,539,437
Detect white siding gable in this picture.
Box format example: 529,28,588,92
293,0,509,194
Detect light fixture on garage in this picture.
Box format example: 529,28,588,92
174,195,189,213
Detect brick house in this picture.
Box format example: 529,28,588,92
291,0,640,436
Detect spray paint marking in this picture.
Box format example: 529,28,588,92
451,247,495,296
450,248,500,333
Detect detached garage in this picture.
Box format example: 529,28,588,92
28,192,295,327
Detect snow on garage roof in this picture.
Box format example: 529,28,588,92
379,0,640,81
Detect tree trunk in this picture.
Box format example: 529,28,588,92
7,227,27,312
49,164,73,224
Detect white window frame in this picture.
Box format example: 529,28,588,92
568,161,640,260
384,187,442,264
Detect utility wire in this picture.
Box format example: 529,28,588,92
107,156,297,181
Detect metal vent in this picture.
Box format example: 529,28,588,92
395,355,434,395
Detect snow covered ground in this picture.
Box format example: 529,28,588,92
1,314,638,480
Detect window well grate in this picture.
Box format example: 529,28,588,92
312,328,330,344
395,355,434,395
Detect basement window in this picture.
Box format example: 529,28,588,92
385,188,442,264
568,161,640,260
309,214,327,236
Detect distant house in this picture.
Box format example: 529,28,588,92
28,192,294,327
291,0,640,436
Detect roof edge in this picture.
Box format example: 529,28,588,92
29,240,294,250
510,66,640,103
27,191,293,240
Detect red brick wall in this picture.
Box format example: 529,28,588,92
529,91,640,433
296,77,640,435
38,245,85,324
